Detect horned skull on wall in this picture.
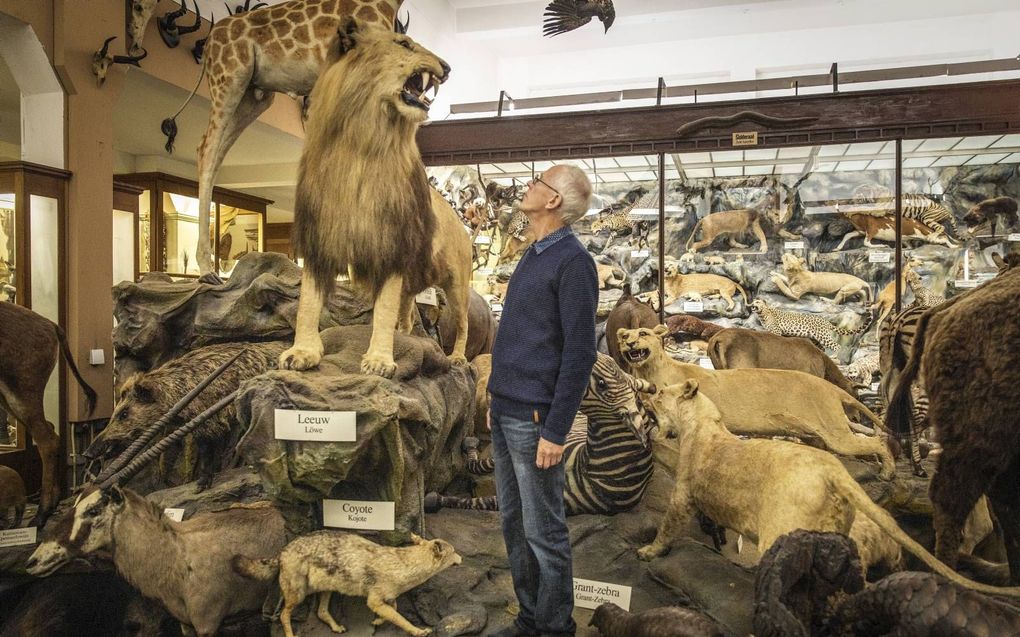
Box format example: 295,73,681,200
158,0,203,49
92,37,147,87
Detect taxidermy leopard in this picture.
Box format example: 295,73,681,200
749,299,872,353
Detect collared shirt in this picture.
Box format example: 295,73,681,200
531,225,574,254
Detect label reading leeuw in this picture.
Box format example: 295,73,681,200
322,499,395,531
274,409,357,442
683,301,704,313
0,527,37,548
868,251,891,263
573,578,632,611
164,508,185,522
784,241,806,250
415,287,438,306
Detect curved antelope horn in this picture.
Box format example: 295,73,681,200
166,0,188,21
98,36,117,59
112,47,148,67
178,0,203,35
100,389,238,488
93,350,244,484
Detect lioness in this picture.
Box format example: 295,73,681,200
685,209,768,253
770,253,871,304
279,19,472,378
662,262,747,311
618,325,894,477
638,380,1020,599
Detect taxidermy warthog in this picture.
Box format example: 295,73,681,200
85,341,285,490
27,486,286,637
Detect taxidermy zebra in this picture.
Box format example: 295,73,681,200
425,353,656,515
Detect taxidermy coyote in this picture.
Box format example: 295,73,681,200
234,531,462,637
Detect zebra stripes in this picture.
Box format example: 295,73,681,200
425,353,657,516
879,305,930,476
901,194,960,238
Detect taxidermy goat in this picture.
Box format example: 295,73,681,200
26,487,286,637
234,531,462,637
639,379,1020,598
589,602,725,637
279,18,472,379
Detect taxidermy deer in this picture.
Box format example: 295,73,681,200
159,0,404,281
0,302,97,523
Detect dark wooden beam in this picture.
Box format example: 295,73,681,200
419,79,1020,165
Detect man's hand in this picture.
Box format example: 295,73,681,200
536,437,565,469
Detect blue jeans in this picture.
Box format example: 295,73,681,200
491,409,576,636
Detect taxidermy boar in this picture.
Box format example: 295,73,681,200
84,341,285,489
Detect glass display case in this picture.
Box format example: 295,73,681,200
115,173,270,279
113,181,144,284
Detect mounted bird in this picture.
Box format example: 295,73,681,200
543,0,615,36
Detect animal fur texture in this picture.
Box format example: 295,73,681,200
662,262,747,310
588,602,725,637
639,380,1020,598
606,293,658,372
685,209,768,253
770,253,871,304
749,299,872,358
706,328,858,398
0,302,97,520
887,265,1020,584
619,325,894,477
0,465,26,530
27,487,287,636
233,531,462,637
835,213,957,250
665,314,725,341
85,340,285,490
281,19,471,379
963,196,1019,236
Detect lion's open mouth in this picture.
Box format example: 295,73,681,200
401,69,440,111
625,347,650,364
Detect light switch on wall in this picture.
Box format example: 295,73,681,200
89,349,105,365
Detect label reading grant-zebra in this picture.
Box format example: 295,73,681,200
323,500,395,531
732,131,758,147
274,409,356,442
0,527,37,548
573,578,632,611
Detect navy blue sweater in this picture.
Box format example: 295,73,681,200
487,226,599,445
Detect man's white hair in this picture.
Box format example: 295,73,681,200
547,165,592,226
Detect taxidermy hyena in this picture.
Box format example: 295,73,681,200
233,531,462,637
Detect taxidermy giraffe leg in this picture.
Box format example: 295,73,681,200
195,71,275,281
279,268,326,370
362,275,403,378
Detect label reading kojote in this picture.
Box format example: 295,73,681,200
323,500,395,531
274,409,357,442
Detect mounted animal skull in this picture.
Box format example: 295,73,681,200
92,36,147,87
158,0,203,49
127,0,159,55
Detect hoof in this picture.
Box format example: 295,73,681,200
198,272,223,285
279,346,322,371
361,354,396,378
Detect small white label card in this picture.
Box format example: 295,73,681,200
699,358,715,370
737,534,744,554
474,234,492,245
871,382,880,392
732,131,759,147
1008,233,1020,242
415,287,438,306
868,251,891,263
784,241,806,250
573,578,632,611
0,527,37,548
476,268,493,275
163,508,185,522
683,301,705,313
630,250,650,259
490,303,504,312
323,499,395,531
954,279,978,289
274,409,357,442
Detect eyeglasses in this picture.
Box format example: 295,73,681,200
530,172,561,198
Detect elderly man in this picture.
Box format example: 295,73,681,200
487,164,598,637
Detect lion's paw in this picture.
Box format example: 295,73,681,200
372,618,385,627
279,345,323,371
412,628,431,637
361,354,397,378
448,353,468,366
637,544,666,561
332,624,347,634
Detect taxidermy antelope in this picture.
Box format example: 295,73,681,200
159,0,404,280
91,36,147,87
0,302,97,523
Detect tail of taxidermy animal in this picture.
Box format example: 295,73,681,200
231,555,280,581
833,310,873,337
837,473,1020,597
161,59,207,153
684,218,705,252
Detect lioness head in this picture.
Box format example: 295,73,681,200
617,325,669,368
325,17,451,124
663,260,682,278
781,252,806,273
647,379,720,440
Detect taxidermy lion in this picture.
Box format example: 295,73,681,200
618,325,895,478
280,19,471,378
685,208,768,253
638,379,1020,598
770,252,871,304
662,261,747,310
